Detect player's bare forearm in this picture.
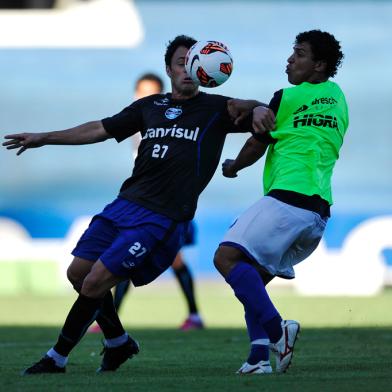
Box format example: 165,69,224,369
2,121,111,155
232,136,268,170
222,136,268,178
43,121,110,145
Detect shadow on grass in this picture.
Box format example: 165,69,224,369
1,326,391,392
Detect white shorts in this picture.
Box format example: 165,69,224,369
221,196,327,279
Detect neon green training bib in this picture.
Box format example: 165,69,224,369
263,80,349,205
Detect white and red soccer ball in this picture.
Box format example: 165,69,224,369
185,40,233,88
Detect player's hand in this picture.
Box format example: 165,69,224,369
252,106,276,133
222,159,238,178
2,133,45,155
227,99,253,126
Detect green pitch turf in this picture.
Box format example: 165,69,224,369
0,282,391,391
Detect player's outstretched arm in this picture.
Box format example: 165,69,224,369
222,136,268,178
2,121,111,155
227,99,266,126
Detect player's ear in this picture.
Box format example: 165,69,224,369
166,65,172,78
315,60,327,74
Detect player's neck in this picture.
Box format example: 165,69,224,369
306,74,328,84
171,89,199,101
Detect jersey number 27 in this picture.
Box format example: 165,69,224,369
152,144,168,158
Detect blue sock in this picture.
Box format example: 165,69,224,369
244,311,269,363
245,310,269,343
247,343,269,365
263,315,283,343
226,262,281,341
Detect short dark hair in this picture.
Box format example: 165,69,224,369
164,35,197,66
295,30,344,78
135,73,164,92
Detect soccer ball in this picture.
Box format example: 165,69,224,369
185,40,233,88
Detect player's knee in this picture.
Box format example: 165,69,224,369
214,245,242,278
67,265,81,287
80,274,105,298
81,263,117,298
171,253,184,270
213,247,224,270
213,246,231,276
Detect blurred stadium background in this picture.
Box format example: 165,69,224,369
0,0,392,297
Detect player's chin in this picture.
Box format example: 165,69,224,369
180,83,198,94
287,73,301,85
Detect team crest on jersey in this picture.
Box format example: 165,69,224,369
154,97,169,106
165,107,182,120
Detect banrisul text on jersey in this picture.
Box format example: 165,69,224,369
142,125,200,141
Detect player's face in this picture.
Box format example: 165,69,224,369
134,80,162,100
166,46,198,99
286,42,326,85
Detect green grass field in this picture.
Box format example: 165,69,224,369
1,282,391,391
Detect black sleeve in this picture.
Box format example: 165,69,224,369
219,95,254,134
248,90,282,145
251,130,276,144
268,89,283,115
233,113,253,132
101,99,144,143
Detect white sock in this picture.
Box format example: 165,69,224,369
47,348,68,368
251,338,270,346
189,313,202,322
104,333,129,348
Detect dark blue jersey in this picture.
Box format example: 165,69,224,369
102,92,251,221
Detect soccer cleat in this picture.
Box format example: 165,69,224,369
97,336,140,373
179,316,204,331
236,361,272,375
22,355,65,375
269,319,300,373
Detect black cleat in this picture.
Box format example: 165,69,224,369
22,355,65,375
97,336,140,373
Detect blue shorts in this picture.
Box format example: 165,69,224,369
72,197,190,286
184,220,196,246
